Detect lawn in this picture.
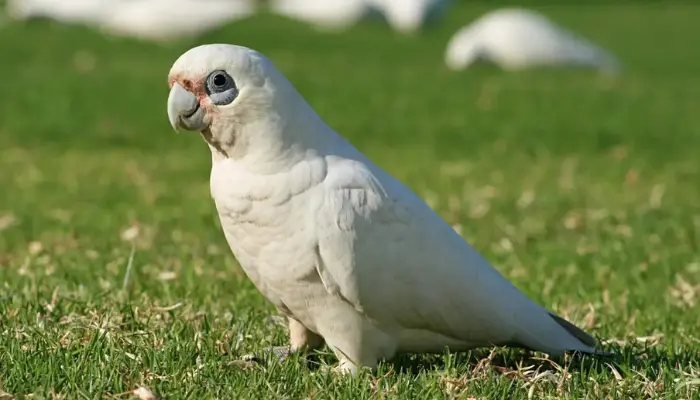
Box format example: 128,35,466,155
1,1,699,398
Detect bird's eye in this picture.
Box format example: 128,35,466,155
205,70,238,106
212,73,227,87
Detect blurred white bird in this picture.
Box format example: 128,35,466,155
7,0,256,42
366,0,452,34
268,0,369,31
7,0,110,25
269,0,451,33
166,43,609,374
445,8,621,73
101,0,256,41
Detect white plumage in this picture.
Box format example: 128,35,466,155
269,0,452,33
268,0,369,31
7,0,109,26
166,44,608,374
445,8,621,73
7,0,255,42
365,0,452,34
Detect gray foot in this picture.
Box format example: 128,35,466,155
242,345,293,364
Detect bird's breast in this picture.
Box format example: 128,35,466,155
209,156,327,219
208,156,328,261
207,157,333,314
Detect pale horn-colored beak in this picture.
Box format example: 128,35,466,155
167,82,206,132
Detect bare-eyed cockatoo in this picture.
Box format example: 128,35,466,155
445,8,621,73
7,0,255,42
166,43,609,374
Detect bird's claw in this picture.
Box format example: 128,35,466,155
310,364,355,376
242,345,293,365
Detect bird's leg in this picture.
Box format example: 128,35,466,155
288,316,325,352
311,305,393,375
247,317,324,363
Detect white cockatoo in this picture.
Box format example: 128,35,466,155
268,0,451,33
7,0,255,42
6,0,110,25
166,44,609,374
99,0,256,42
365,0,452,34
268,0,370,31
445,8,621,73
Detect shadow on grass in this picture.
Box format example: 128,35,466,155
381,343,700,380
243,337,700,380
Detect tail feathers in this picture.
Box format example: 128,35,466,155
561,35,622,74
549,313,613,356
589,50,622,74
549,313,596,347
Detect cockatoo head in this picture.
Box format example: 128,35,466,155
167,43,328,162
167,44,267,133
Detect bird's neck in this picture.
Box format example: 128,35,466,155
203,105,335,174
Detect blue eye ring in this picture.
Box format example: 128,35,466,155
205,70,238,105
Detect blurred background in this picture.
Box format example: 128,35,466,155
0,0,699,397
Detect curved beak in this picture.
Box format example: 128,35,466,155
167,82,206,132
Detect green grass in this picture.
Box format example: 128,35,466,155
1,1,699,398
